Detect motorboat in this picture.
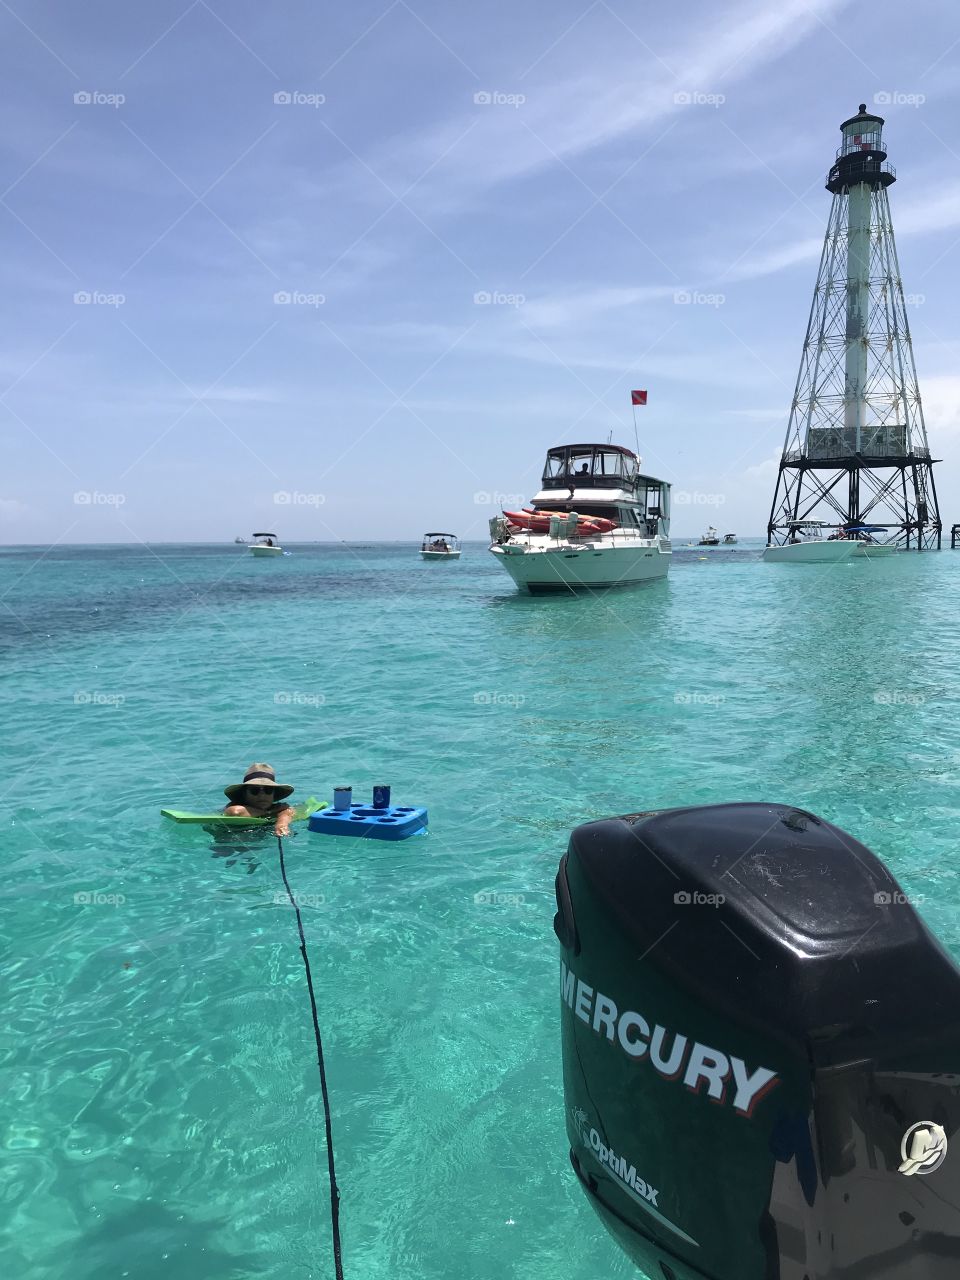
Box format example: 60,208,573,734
722,533,737,544
248,532,283,557
763,521,899,562
698,526,720,546
420,532,461,561
488,443,671,592
233,536,245,544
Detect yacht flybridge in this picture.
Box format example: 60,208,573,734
488,444,671,592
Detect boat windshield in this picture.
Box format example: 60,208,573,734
542,446,639,486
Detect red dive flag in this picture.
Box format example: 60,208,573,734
631,389,647,406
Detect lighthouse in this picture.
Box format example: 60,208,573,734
764,105,941,560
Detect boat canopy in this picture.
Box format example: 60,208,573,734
542,444,640,489
252,532,278,537
422,532,458,538
843,523,886,532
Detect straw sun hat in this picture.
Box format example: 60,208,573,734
224,762,294,802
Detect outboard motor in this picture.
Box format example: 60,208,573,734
553,803,960,1279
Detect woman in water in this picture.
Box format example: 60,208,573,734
223,762,295,836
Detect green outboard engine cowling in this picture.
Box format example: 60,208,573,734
553,803,960,1279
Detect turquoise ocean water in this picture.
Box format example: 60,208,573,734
4,540,960,1280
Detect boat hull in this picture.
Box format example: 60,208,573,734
490,538,670,592
249,545,283,557
420,550,461,560
764,539,901,563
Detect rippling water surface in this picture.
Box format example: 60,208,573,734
3,540,960,1279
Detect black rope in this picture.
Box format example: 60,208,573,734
276,834,344,1280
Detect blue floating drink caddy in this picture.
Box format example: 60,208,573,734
308,803,428,840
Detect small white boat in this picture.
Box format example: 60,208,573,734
248,532,283,557
420,533,461,561
233,536,245,544
763,522,899,563
488,443,671,592
699,527,719,546
722,533,737,544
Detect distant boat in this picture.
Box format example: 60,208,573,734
699,526,720,546
421,532,461,560
234,536,245,544
722,533,737,544
248,532,283,557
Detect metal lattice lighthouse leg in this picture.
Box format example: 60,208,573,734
766,105,941,556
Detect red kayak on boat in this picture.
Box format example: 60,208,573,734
518,508,618,534
503,510,604,536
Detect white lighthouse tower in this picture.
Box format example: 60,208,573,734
765,104,941,561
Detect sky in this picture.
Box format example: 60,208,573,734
4,0,960,543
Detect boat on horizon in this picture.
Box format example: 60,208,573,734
488,443,671,593
699,526,719,546
248,532,283,557
420,532,461,561
722,532,737,544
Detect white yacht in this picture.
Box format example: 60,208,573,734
488,443,671,593
248,532,283,557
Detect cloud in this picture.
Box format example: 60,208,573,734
366,0,852,212
520,285,680,328
921,375,960,442
0,498,28,521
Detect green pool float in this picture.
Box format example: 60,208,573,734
160,797,326,825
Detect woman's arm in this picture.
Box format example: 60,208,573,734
273,802,294,836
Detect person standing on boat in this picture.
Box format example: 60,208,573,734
223,763,295,836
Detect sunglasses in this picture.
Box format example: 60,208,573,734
246,785,275,794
